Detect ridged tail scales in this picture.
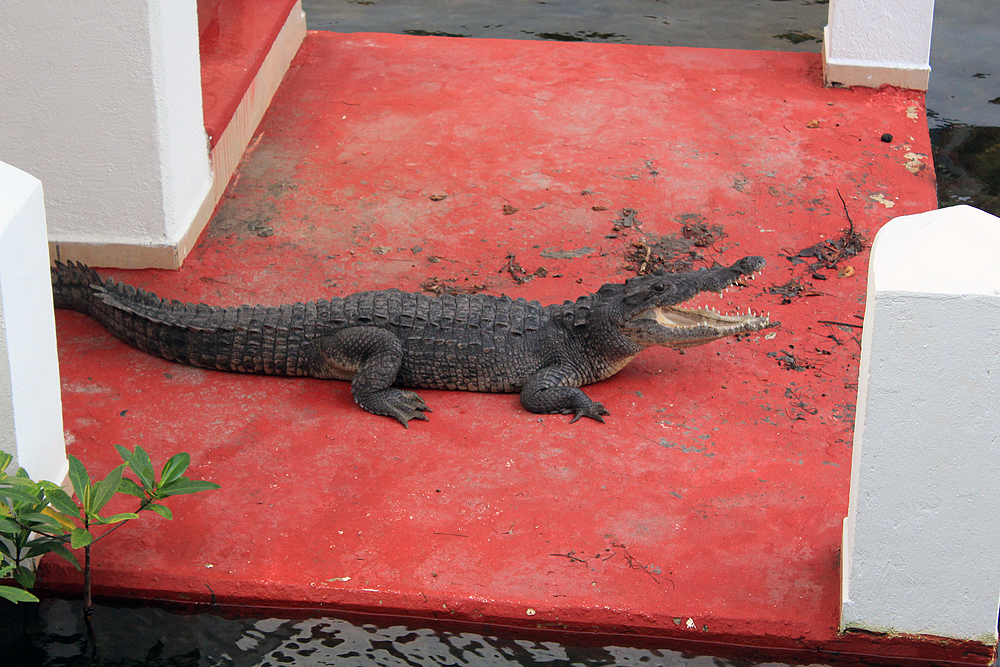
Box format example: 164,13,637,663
51,261,315,376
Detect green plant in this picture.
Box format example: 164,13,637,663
0,446,219,614
0,454,75,604
1,562,39,603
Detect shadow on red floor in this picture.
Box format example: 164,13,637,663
43,31,985,665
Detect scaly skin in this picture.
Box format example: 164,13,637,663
51,258,773,426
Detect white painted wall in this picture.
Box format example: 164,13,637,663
0,162,67,484
0,0,211,266
842,205,1000,643
823,0,936,90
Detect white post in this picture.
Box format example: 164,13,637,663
0,162,67,484
0,0,212,269
823,0,935,90
842,205,1000,644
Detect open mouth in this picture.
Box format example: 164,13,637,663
631,303,772,348
651,304,766,329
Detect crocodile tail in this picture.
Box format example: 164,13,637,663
50,261,184,354
51,261,315,376
51,261,107,314
51,261,171,323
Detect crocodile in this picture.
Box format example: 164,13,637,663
51,257,772,426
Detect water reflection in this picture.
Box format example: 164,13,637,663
3,600,818,667
302,0,831,53
932,124,1000,215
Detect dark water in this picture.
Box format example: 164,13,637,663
303,0,1000,216
925,0,1000,215
302,0,830,52
2,599,805,667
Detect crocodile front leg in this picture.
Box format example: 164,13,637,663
520,366,610,423
314,327,431,427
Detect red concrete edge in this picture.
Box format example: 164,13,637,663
199,0,300,145
36,570,996,666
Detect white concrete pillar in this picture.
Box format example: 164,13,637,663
0,161,67,484
841,205,1000,644
0,0,213,269
823,0,935,90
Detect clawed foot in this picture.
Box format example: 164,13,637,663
520,376,611,425
355,388,432,427
564,402,610,424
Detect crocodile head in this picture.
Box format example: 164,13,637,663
613,256,773,349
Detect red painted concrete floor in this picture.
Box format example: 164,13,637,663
43,32,985,665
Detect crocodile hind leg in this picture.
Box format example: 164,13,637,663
520,367,610,423
314,327,431,427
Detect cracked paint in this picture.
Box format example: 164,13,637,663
903,151,928,174
869,193,896,208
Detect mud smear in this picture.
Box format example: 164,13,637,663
769,279,808,304
419,276,488,295
622,212,728,275
768,349,813,372
209,190,280,239
779,191,867,288
791,227,865,272
613,208,641,231
505,253,547,285
206,137,296,242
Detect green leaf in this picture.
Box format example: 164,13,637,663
46,543,81,571
156,478,221,498
67,456,90,502
24,536,71,559
0,452,12,474
0,585,38,604
18,512,57,525
133,445,154,470
117,478,145,498
159,453,191,487
89,463,127,514
113,444,139,471
70,528,93,549
0,517,21,533
16,513,65,534
39,483,80,518
94,512,138,525
0,483,43,505
143,503,173,520
12,565,35,589
0,474,38,490
41,508,77,533
116,445,155,492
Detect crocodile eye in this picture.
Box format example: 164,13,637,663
653,282,665,292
